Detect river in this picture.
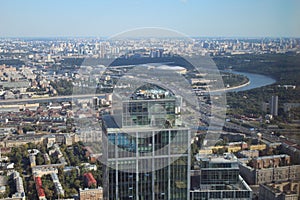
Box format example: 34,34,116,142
226,70,276,92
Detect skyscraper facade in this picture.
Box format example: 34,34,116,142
102,84,191,200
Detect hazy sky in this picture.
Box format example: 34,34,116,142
0,0,299,37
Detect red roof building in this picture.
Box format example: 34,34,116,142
35,177,46,199
83,172,97,187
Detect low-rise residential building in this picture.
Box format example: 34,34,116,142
84,173,97,188
239,155,300,185
32,165,60,177
43,153,50,164
79,187,103,200
82,163,97,171
238,150,259,158
0,134,45,148
259,181,300,200
249,144,267,151
44,135,56,149
250,154,290,169
10,171,25,200
280,141,300,164
50,173,64,197
29,154,36,167
35,177,46,200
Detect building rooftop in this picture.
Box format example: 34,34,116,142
261,181,300,195
196,153,238,162
102,115,119,129
130,83,175,100
191,176,251,192
254,154,289,160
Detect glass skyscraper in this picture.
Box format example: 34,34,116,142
102,84,191,200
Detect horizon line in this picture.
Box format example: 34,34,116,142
0,35,299,39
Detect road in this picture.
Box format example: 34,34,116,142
0,93,107,104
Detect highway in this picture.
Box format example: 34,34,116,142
0,93,107,104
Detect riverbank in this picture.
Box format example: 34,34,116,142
209,79,251,93
209,70,277,93
225,80,251,92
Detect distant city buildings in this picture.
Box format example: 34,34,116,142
0,38,299,61
283,103,300,112
0,37,299,199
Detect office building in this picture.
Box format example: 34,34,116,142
102,84,191,200
190,154,252,200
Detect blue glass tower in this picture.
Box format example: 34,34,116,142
102,84,191,200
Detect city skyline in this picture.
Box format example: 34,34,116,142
1,0,300,38
0,1,300,199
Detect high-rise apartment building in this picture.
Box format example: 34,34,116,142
102,84,191,200
270,95,278,116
